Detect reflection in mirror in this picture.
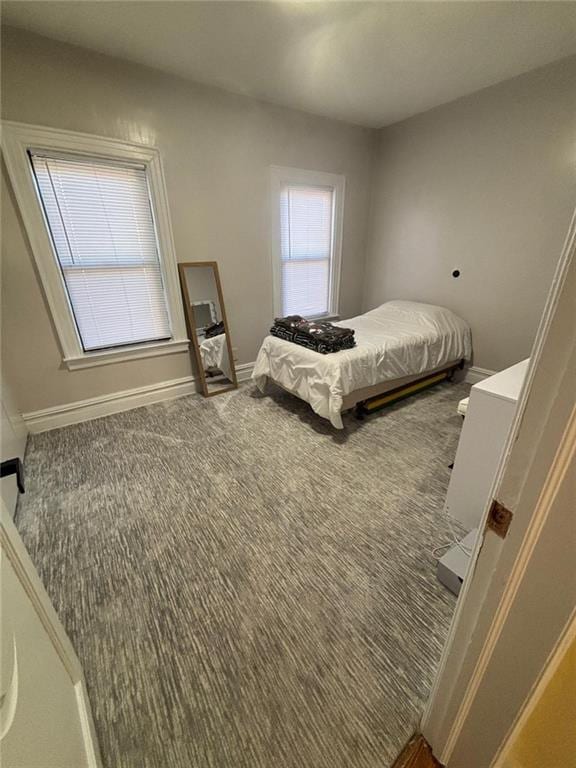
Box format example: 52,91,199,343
178,262,237,397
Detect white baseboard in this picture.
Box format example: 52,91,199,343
22,361,257,433
23,375,198,433
465,366,497,384
26,358,485,433
235,361,255,383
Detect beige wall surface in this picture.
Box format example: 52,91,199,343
501,631,576,768
364,56,576,372
1,27,377,413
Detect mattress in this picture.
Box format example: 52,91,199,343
252,300,472,428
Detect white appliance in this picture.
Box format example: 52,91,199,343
437,359,529,595
445,359,529,531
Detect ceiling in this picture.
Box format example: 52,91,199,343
3,1,576,128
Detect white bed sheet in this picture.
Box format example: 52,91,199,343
252,300,472,428
199,333,233,380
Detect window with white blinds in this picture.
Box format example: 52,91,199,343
29,152,172,352
272,167,343,320
279,184,334,317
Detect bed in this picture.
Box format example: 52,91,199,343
252,300,472,428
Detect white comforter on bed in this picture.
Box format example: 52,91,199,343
252,300,472,428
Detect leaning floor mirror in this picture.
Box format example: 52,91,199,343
179,261,238,396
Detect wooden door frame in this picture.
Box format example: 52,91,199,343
421,208,576,766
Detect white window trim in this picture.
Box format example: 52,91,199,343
2,121,189,370
270,165,345,320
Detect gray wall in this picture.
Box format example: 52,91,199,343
3,27,575,413
364,56,576,372
1,27,377,413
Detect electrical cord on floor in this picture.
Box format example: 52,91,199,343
447,515,473,556
431,512,473,561
432,542,452,559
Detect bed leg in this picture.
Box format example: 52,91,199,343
355,403,365,420
447,361,463,383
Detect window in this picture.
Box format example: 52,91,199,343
271,167,344,319
2,122,188,369
30,153,171,352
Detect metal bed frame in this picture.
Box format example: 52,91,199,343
352,359,464,420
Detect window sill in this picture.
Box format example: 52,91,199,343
63,338,190,371
306,313,340,322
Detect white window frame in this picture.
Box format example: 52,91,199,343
270,165,345,320
2,121,189,370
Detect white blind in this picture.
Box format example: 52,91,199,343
279,184,334,317
29,152,172,352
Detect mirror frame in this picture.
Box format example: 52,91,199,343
178,261,238,397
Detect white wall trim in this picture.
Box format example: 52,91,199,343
22,376,197,433
63,339,189,370
235,361,255,383
21,357,483,432
270,165,345,320
22,361,257,432
465,365,497,384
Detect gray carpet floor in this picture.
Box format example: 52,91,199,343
16,381,468,768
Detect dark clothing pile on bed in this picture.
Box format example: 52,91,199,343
204,321,225,339
270,315,356,354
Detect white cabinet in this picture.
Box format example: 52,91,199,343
445,359,529,531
